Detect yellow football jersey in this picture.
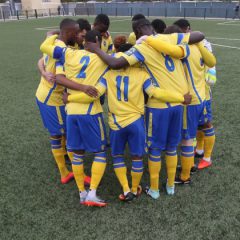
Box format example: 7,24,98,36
54,47,108,115
101,32,114,53
123,33,190,109
128,32,136,45
182,44,205,105
97,65,154,130
36,39,66,106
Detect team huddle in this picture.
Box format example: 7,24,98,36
36,14,217,207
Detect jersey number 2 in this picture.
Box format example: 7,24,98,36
116,76,129,102
76,56,90,78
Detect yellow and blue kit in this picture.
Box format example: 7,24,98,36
45,44,109,152
36,39,67,136
181,44,206,140
123,33,190,150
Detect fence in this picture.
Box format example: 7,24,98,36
0,3,239,21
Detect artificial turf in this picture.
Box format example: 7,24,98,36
0,16,240,240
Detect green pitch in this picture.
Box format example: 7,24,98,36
0,17,239,240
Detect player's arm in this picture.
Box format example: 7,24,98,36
144,79,192,104
66,78,107,103
144,37,188,59
37,57,56,84
40,34,64,59
197,41,216,68
85,41,130,69
188,31,205,44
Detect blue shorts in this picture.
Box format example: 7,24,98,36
110,116,146,156
36,98,66,136
182,103,205,140
146,106,183,151
67,113,107,152
203,99,212,124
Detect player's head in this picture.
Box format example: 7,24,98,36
85,30,102,48
164,25,183,34
118,43,133,53
113,35,127,52
93,14,110,36
59,18,79,46
132,14,146,22
151,19,166,34
76,18,91,47
174,19,191,33
132,19,153,39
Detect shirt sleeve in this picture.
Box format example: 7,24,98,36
143,78,155,97
121,47,144,66
96,77,107,96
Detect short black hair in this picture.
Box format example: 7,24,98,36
164,25,183,34
77,18,91,31
132,18,151,33
151,19,166,34
60,18,76,30
132,14,146,22
85,30,102,43
94,14,110,27
174,19,191,30
118,43,133,53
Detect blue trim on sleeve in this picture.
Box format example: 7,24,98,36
99,77,107,88
143,78,152,90
177,33,184,44
133,50,145,62
53,46,64,59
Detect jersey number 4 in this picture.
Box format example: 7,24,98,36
76,56,90,78
116,76,129,102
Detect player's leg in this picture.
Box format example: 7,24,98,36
81,113,108,207
36,99,72,183
145,108,169,199
195,129,205,158
177,105,195,184
166,105,183,193
198,100,216,169
128,117,145,200
110,126,130,200
66,114,87,203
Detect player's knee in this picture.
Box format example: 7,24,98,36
131,155,143,160
203,122,213,129
112,155,125,167
149,148,161,162
181,139,194,146
50,136,62,149
132,158,143,172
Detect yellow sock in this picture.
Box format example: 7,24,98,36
90,152,106,190
148,149,161,191
61,135,67,154
113,156,130,193
165,148,177,187
72,153,85,192
67,151,73,162
203,127,216,159
131,159,143,193
180,145,194,181
196,130,205,152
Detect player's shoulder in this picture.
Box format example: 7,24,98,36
54,39,66,48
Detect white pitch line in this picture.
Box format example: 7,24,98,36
207,37,240,41
217,20,240,26
211,43,240,50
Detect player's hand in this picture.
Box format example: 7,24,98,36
82,85,98,98
43,72,56,84
183,92,192,105
85,37,100,53
62,92,69,104
136,35,148,45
